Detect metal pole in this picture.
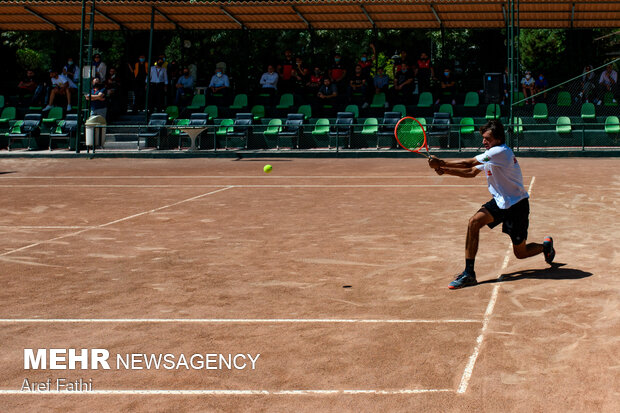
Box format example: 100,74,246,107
508,0,515,148
145,6,155,123
76,0,86,153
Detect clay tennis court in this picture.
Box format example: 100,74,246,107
0,157,618,412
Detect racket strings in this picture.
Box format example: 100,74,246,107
396,118,426,151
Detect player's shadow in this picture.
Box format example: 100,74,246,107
478,263,593,285
0,171,17,175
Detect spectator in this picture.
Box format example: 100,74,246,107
148,57,168,112
291,56,309,95
17,69,38,105
207,67,230,104
132,55,149,112
105,67,121,119
260,64,279,104
521,70,535,104
502,66,510,105
415,52,434,93
43,69,77,111
394,50,411,77
306,66,323,98
598,64,618,104
373,67,390,107
348,64,368,107
92,54,107,81
175,67,195,105
85,78,107,119
358,50,373,78
391,62,415,104
534,73,548,101
318,77,338,101
580,65,596,103
277,49,295,93
157,54,168,69
437,68,456,105
63,57,80,83
329,54,347,93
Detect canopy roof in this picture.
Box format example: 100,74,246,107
0,1,618,31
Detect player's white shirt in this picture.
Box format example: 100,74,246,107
51,74,77,89
475,144,528,209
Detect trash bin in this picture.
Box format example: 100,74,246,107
85,115,106,148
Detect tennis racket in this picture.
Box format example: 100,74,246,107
394,116,430,158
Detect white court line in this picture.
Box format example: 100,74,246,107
0,389,452,395
0,186,233,258
0,318,479,324
0,175,534,179
0,184,487,188
457,176,536,394
0,225,91,229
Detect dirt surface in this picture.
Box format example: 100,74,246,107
0,157,618,412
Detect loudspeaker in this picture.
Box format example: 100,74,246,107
483,73,503,103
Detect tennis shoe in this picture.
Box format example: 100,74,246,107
543,236,555,264
448,271,477,290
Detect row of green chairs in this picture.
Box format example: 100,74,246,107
458,116,620,135
532,102,615,121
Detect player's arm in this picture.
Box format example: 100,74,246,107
435,166,482,178
428,155,481,169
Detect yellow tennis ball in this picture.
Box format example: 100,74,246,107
263,164,272,173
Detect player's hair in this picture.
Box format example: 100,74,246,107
480,120,506,144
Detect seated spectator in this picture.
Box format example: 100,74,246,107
534,73,548,101
43,69,77,111
580,65,596,103
260,65,279,104
63,57,80,84
415,52,434,93
17,69,38,105
521,70,535,104
175,67,195,105
318,77,338,109
437,68,456,105
390,62,415,104
207,67,230,104
348,64,368,107
85,78,107,119
358,51,373,78
306,66,323,97
373,67,390,93
598,64,618,104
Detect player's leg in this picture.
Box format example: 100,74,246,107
512,240,543,259
449,207,495,290
505,198,555,264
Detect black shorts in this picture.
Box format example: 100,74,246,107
482,197,529,245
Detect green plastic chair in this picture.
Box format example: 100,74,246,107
275,93,294,110
165,105,179,120
581,103,596,121
204,105,218,119
297,104,312,120
215,119,234,136
230,94,248,110
459,117,475,134
187,95,205,110
392,104,406,117
170,118,189,136
345,104,359,119
263,118,282,137
0,95,5,109
251,105,265,121
556,116,571,134
361,118,378,135
557,91,572,106
513,117,524,134
311,118,330,136
485,104,501,120
603,92,618,106
533,103,548,120
513,92,526,107
42,107,63,126
438,103,453,117
370,93,386,109
605,116,620,134
463,92,479,107
417,92,433,107
0,106,16,124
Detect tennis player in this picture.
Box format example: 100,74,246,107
428,120,555,289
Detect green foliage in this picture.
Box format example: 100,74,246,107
519,29,566,74
16,47,51,71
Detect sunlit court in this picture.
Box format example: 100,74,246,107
0,157,618,411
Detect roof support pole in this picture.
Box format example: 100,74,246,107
23,6,65,32
76,0,87,153
508,0,515,148
86,0,95,116
145,6,155,123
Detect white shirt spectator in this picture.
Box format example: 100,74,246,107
260,72,278,89
82,63,107,81
63,64,80,82
177,75,194,89
51,74,77,89
148,65,168,84
599,69,618,87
